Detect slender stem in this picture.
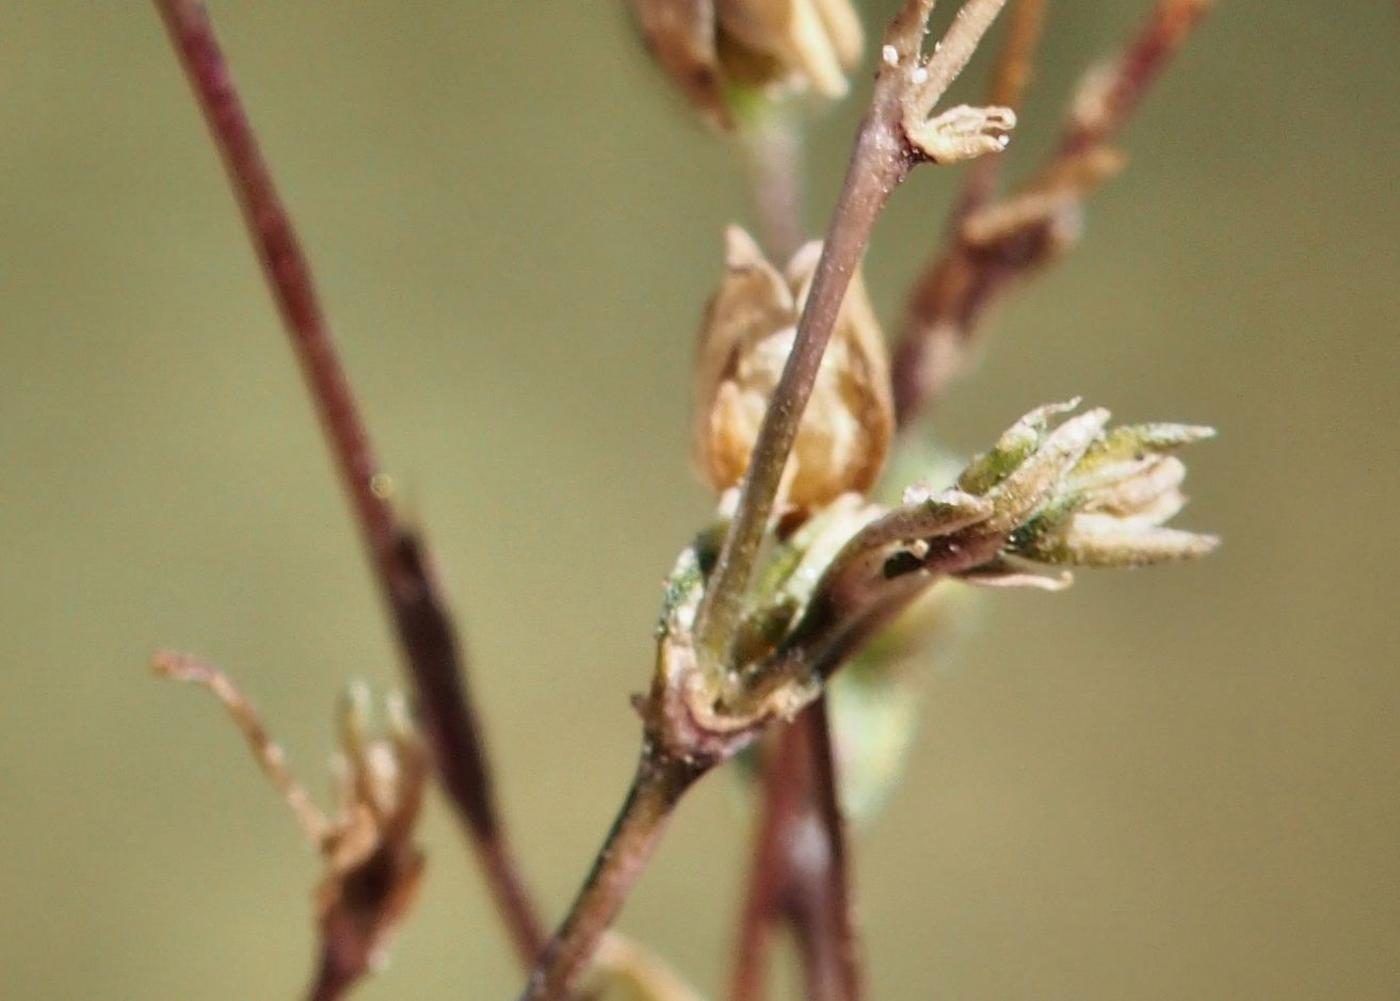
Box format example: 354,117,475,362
893,0,1213,427
694,116,910,668
1058,0,1214,157
727,746,782,1001
728,703,860,1001
986,0,1050,110
152,650,330,844
737,113,806,261
958,0,1049,214
801,699,860,1001
306,954,356,1001
151,0,547,971
518,753,703,1001
910,0,1014,114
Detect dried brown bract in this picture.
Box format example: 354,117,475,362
629,0,864,128
692,226,893,515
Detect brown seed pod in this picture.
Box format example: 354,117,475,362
628,0,864,128
693,226,894,514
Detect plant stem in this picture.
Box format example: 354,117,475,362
728,95,863,1001
737,112,806,261
1058,0,1214,158
694,115,910,669
893,0,1213,427
518,753,704,1001
151,0,547,971
307,954,356,1001
728,701,860,1001
800,699,860,1001
694,0,1014,671
958,0,1049,214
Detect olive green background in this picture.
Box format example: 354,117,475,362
2,3,1396,999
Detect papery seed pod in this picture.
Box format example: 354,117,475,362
693,226,894,514
715,0,863,98
629,0,864,129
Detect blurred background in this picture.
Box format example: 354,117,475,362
1,3,1397,999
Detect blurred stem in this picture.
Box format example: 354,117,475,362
151,0,548,974
892,0,1212,428
737,111,806,260
729,701,860,1001
307,956,356,1001
957,0,1049,215
518,752,704,1001
1057,0,1214,157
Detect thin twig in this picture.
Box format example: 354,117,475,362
152,651,430,1001
151,0,547,970
737,113,807,262
893,0,1213,427
693,0,1011,671
1058,0,1214,157
518,752,703,1001
152,650,331,845
728,703,859,1001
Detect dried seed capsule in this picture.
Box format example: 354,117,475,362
692,226,894,514
628,0,864,128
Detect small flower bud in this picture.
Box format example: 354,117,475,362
962,403,1221,569
693,225,894,514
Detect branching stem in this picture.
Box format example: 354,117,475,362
151,0,547,972
694,115,911,670
694,0,1012,673
893,0,1213,427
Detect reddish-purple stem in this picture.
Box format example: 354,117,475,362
151,0,547,978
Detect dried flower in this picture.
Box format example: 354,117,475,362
152,654,428,994
692,226,894,514
628,0,864,128
315,683,429,985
